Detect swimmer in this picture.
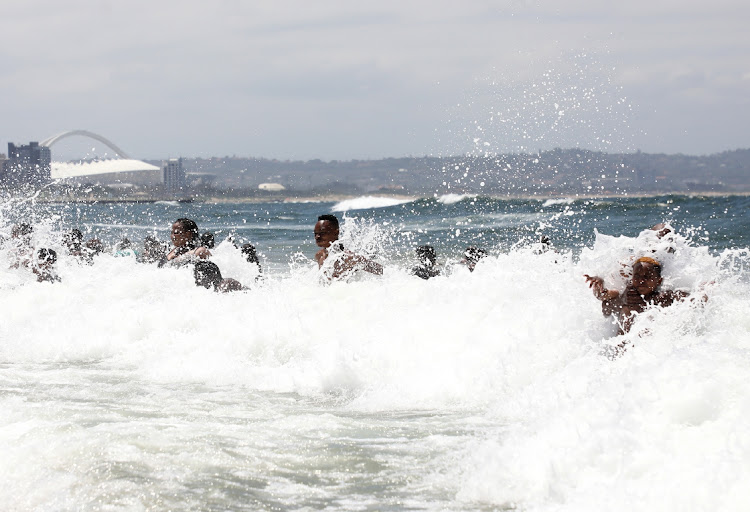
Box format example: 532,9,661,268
114,237,137,258
411,245,440,280
139,235,167,264
462,246,487,272
313,214,383,279
240,243,262,274
63,229,85,258
84,238,105,260
585,256,688,335
193,261,243,293
9,223,34,268
200,232,215,249
166,218,211,264
33,248,60,283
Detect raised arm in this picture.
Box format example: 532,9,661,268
585,274,621,317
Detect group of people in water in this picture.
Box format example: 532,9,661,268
2,215,698,339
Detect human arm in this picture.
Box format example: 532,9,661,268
585,274,622,317
315,248,328,268
330,251,383,278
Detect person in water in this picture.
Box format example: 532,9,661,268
411,245,440,280
585,256,688,335
8,223,34,268
114,237,138,258
84,238,106,261
462,246,487,272
63,229,85,257
33,248,60,283
166,218,211,264
314,214,383,279
139,235,167,264
241,243,262,274
193,261,243,293
200,232,215,249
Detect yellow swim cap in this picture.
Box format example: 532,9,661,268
635,256,661,267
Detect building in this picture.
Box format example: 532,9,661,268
163,158,186,196
2,142,51,188
258,182,286,192
51,159,162,187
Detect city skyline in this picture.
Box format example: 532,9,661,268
1,1,748,162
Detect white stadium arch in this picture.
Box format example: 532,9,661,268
41,130,161,185
41,129,131,159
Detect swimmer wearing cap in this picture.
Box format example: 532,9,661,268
585,256,688,335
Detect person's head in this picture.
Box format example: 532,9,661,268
64,229,83,251
651,223,671,240
37,248,57,268
142,235,165,260
463,246,487,272
631,257,663,296
200,232,215,249
11,223,33,244
117,237,132,251
241,243,259,263
314,214,340,248
194,260,223,290
171,218,199,249
416,245,437,266
85,238,104,256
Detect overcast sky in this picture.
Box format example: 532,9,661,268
1,0,748,161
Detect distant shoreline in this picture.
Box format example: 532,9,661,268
199,190,750,204
29,189,750,205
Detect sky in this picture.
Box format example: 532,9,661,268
1,0,748,161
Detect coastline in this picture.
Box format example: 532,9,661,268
194,189,750,204
23,189,750,205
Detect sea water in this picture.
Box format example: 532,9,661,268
1,194,749,511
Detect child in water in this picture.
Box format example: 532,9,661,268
585,256,688,335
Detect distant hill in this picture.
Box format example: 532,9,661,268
149,148,749,197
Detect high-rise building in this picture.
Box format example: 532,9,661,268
163,158,186,196
2,142,51,188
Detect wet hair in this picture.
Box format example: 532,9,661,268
141,235,166,263
317,214,339,230
37,248,57,265
241,243,262,274
11,223,33,239
64,229,84,250
635,256,662,275
241,243,259,263
194,261,223,289
464,246,487,264
200,232,215,249
85,238,105,256
117,237,132,250
174,218,200,248
416,245,437,265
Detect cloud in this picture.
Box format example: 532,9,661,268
1,1,748,159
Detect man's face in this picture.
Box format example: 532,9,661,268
171,222,193,248
314,220,339,248
631,262,662,295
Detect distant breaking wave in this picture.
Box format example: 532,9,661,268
331,196,413,212
542,198,575,207
437,193,475,205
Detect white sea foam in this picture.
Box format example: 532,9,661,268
0,221,748,510
542,197,574,207
437,193,475,205
331,196,413,212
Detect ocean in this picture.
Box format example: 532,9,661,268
1,193,749,511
